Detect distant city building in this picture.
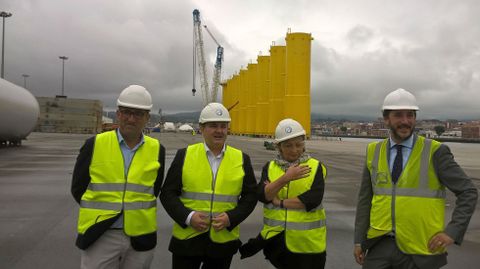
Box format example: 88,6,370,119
310,117,479,140
417,119,444,130
370,129,389,137
445,119,460,129
462,124,480,139
372,118,386,130
441,130,462,137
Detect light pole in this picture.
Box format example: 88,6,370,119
59,56,68,96
22,74,29,88
1,11,12,79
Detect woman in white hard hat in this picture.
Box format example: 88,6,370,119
240,118,327,269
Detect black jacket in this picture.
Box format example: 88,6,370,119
71,135,165,251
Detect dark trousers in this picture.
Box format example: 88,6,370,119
172,254,233,269
272,251,326,269
264,232,326,269
363,236,438,269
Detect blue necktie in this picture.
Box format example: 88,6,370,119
392,145,403,183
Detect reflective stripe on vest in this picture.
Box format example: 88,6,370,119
77,130,160,237
80,200,156,211
367,136,445,255
181,191,239,203
264,217,326,230
88,182,154,195
172,143,244,243
371,139,446,199
264,203,324,211
261,158,327,253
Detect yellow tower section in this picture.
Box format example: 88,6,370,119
222,76,232,133
268,45,286,136
285,32,312,137
229,74,239,134
256,55,270,136
222,80,228,109
246,63,258,135
222,79,230,109
238,68,248,134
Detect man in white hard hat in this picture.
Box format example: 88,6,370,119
160,102,257,269
71,85,165,269
353,88,478,269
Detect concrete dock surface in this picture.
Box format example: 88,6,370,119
1,132,479,269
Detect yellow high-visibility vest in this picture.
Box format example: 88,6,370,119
172,143,244,243
261,158,327,253
366,136,446,254
77,130,160,236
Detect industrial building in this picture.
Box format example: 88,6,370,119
35,96,103,134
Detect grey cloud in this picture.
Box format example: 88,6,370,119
2,0,479,120
4,0,224,113
311,27,479,120
346,25,374,48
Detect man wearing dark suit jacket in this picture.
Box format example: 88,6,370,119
160,102,257,269
71,85,165,269
353,88,478,269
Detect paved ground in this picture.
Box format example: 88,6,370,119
0,132,479,269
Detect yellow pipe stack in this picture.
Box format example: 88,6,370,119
222,74,237,133
230,74,239,134
238,68,247,134
256,55,270,136
222,80,229,110
221,31,312,137
285,32,313,137
268,45,286,136
246,63,258,135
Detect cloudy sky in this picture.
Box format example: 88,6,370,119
2,0,479,119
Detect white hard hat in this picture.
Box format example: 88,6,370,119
117,85,153,110
275,118,306,143
199,102,231,124
382,88,419,111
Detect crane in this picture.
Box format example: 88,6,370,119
192,9,224,106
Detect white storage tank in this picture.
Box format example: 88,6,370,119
163,122,176,132
0,78,40,145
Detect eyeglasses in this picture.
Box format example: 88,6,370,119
119,108,148,119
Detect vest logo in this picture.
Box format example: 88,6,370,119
215,109,223,116
376,172,389,185
285,126,292,133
